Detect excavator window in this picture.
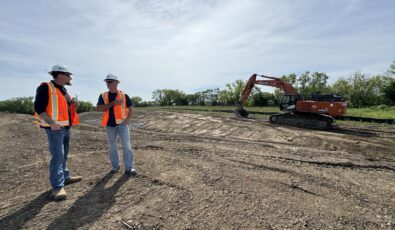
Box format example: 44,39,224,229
279,95,301,111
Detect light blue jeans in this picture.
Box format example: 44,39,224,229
45,128,70,189
106,124,133,171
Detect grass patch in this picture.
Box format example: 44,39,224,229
137,105,395,120
346,106,395,119
335,119,394,127
136,106,279,113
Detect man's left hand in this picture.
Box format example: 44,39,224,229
121,119,130,125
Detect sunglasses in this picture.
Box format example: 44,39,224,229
106,80,116,84
62,73,71,77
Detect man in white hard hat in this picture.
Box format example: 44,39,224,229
97,74,137,176
33,64,82,201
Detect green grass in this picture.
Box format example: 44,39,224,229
346,106,395,119
137,105,279,113
335,119,394,127
137,105,395,119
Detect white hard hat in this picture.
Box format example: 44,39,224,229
104,74,119,81
48,64,72,75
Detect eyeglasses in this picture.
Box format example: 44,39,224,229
106,80,116,84
62,73,71,77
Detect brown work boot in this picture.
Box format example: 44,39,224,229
65,176,82,185
51,188,67,201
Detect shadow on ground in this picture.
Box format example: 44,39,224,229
329,127,378,137
47,172,129,230
0,191,51,229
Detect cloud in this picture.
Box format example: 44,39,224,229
0,0,394,103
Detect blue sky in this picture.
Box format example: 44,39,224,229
0,0,394,103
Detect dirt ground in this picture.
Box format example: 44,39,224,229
0,110,394,229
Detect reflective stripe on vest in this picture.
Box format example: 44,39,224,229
33,82,71,127
48,82,58,122
101,90,128,127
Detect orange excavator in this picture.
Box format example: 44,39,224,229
235,74,347,129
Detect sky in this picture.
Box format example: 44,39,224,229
0,0,394,103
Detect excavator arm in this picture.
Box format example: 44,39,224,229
235,74,298,117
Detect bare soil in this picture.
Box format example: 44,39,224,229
0,110,394,229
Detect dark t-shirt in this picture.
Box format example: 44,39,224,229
97,92,133,127
34,80,72,129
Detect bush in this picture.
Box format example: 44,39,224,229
0,97,35,115
76,101,94,113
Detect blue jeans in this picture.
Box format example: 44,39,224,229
45,128,70,189
106,124,133,171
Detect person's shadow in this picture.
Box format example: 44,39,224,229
0,190,51,229
47,172,129,230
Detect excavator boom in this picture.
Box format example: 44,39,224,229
239,74,297,107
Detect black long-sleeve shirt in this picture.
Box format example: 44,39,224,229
34,80,72,128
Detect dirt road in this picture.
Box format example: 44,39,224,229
0,111,394,229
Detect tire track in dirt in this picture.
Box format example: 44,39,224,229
1,111,394,229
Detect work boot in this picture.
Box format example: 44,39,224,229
110,166,120,173
51,188,67,201
125,168,138,176
64,176,82,185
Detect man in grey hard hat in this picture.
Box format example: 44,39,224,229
96,74,137,176
34,64,82,201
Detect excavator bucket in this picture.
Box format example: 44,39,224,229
234,103,249,118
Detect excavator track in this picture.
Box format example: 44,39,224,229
269,112,334,130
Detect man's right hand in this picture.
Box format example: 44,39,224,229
50,123,62,131
112,99,124,105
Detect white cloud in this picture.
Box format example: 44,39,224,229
0,0,394,102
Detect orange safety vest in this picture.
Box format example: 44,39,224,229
33,82,80,127
101,90,128,127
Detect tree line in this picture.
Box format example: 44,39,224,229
149,61,395,108
0,97,94,115
1,61,394,114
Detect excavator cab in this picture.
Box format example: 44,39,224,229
279,94,301,111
